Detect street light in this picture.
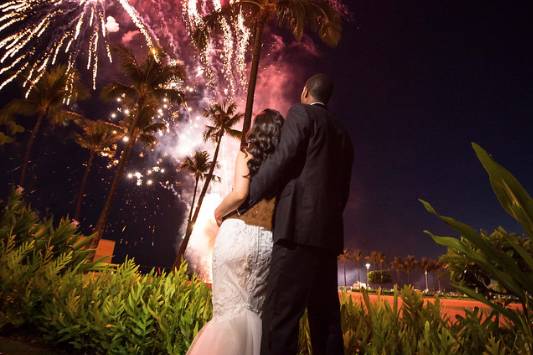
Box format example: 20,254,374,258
424,270,429,293
365,263,371,289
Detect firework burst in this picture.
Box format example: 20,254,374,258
0,0,157,99
182,0,252,100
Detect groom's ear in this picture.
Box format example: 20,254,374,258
300,86,309,103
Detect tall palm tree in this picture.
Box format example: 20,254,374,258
93,47,185,248
349,249,364,285
73,119,124,220
391,256,404,286
0,66,86,186
175,102,242,265
376,251,386,270
419,257,431,291
338,249,349,287
181,151,214,226
195,0,344,146
426,259,442,291
403,255,418,286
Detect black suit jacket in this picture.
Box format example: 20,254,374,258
244,103,354,255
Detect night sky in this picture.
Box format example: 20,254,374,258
1,0,532,272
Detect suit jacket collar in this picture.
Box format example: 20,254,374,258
310,102,327,109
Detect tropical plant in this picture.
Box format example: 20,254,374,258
421,143,533,351
366,251,386,271
391,256,404,286
419,257,432,291
0,66,87,186
0,113,24,145
73,119,124,220
403,255,418,286
38,260,212,354
0,189,211,353
94,47,185,248
175,102,242,266
348,249,364,286
194,0,345,146
338,249,349,287
0,188,106,329
181,150,215,226
426,258,443,291
299,286,525,354
368,270,392,285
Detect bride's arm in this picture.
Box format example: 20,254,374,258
214,150,251,225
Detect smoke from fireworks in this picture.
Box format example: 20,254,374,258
0,0,157,99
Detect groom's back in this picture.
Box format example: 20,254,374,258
273,103,353,254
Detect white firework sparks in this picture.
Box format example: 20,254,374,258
182,0,251,100
0,0,157,97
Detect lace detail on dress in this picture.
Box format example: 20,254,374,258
211,219,273,320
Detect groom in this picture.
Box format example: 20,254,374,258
242,74,354,355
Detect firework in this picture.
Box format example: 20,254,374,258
0,0,157,98
182,0,251,99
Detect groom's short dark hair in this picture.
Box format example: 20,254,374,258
305,73,334,104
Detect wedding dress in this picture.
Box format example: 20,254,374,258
187,199,275,355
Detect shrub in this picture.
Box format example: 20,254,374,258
421,143,533,353
0,188,212,354
0,188,105,330
368,270,392,285
299,287,520,354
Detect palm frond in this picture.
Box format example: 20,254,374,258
226,128,242,139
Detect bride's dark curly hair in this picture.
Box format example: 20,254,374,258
245,109,284,177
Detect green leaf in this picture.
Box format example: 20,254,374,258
473,143,533,237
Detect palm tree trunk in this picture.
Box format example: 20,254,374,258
92,136,135,249
19,112,46,187
175,132,223,267
74,151,95,220
343,263,347,287
241,13,266,148
187,177,199,224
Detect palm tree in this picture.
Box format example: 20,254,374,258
366,251,382,269
0,66,86,186
427,259,443,291
403,255,418,286
181,151,214,226
376,251,386,270
349,249,364,286
391,256,404,286
338,249,349,287
419,257,431,291
175,102,242,265
73,119,124,220
93,47,184,248
195,0,344,146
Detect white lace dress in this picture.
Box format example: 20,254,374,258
187,218,273,355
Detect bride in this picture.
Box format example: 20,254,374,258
187,109,284,355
